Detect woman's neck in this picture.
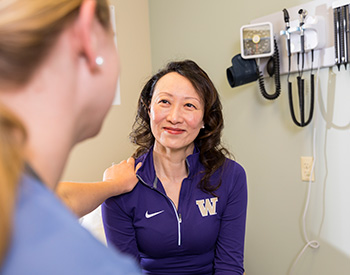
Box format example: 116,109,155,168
2,55,79,191
153,142,194,182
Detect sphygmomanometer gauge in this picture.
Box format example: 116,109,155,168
241,22,274,59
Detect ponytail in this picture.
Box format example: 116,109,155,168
0,104,27,265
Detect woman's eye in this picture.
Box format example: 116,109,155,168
159,99,169,104
185,103,196,109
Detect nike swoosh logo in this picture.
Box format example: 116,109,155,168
145,210,164,219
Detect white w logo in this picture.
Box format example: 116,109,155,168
196,197,218,217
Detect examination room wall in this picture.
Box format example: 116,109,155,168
148,0,350,274
62,0,152,181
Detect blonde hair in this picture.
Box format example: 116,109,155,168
0,0,110,265
0,104,26,266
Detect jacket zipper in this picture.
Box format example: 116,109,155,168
169,199,181,246
137,175,182,246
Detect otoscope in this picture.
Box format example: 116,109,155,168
282,8,315,127
283,8,291,64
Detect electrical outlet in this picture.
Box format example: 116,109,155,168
301,156,315,182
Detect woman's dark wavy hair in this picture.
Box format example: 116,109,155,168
130,60,231,195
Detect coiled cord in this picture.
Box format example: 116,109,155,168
288,50,315,127
257,38,281,100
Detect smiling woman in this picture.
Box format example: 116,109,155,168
102,60,248,275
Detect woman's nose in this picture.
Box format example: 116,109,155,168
167,105,183,124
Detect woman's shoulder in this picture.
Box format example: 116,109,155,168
216,158,247,192
223,157,246,176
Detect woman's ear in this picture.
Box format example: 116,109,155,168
76,0,98,71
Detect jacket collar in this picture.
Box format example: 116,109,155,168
135,145,203,188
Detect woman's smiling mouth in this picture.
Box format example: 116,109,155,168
163,127,185,135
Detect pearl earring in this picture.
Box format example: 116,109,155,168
201,125,205,129
95,56,104,66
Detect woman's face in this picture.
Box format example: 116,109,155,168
148,72,204,153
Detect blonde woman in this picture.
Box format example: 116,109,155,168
0,0,140,274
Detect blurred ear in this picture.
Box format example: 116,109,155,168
76,0,98,71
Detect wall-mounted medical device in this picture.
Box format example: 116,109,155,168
226,54,258,88
226,22,281,100
333,0,350,69
226,0,336,128
280,8,315,127
241,22,274,59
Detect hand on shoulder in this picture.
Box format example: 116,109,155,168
103,157,142,195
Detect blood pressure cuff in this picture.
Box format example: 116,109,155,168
226,54,258,88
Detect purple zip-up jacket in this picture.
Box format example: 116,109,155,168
102,147,247,275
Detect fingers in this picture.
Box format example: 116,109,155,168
110,157,142,172
135,162,142,172
126,157,142,171
126,157,134,165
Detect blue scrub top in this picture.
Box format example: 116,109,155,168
1,172,141,275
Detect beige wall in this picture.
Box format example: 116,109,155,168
149,0,350,274
62,0,152,182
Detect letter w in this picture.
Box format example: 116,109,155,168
196,197,218,217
